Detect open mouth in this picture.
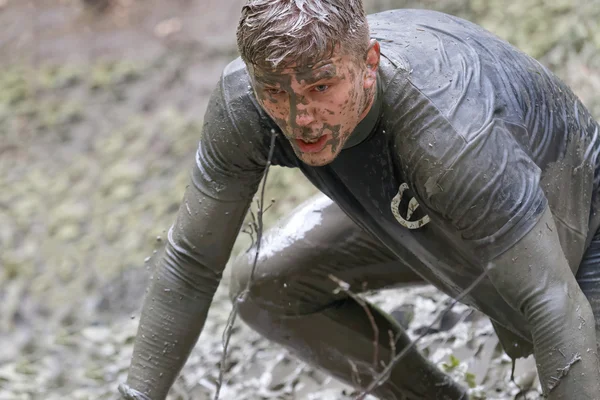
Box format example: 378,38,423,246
295,135,329,153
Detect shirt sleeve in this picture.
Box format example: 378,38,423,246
194,64,271,202
389,89,548,262
171,60,271,276
121,60,272,399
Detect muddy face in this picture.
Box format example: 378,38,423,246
250,42,380,166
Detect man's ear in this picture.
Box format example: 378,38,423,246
364,39,380,89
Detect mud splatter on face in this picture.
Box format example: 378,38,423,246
249,46,380,167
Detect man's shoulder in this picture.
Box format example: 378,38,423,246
211,56,274,130
367,8,454,22
366,8,477,37
218,57,255,104
372,8,555,144
222,57,249,81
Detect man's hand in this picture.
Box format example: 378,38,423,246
488,206,600,399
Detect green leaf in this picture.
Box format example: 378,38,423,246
465,372,477,388
442,354,461,371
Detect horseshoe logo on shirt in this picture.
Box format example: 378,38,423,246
391,183,431,229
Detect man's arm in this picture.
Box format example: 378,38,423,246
389,93,600,397
118,63,269,399
488,206,600,398
118,178,255,399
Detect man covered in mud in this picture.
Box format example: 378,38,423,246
118,1,600,399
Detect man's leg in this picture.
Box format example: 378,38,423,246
229,194,468,400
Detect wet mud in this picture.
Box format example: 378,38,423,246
0,0,599,399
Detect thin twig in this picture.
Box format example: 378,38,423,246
354,263,494,399
247,131,277,287
263,199,276,214
241,225,256,251
214,130,278,400
329,274,380,369
387,329,396,366
348,359,363,388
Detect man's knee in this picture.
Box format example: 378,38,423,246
227,250,298,339
228,194,344,317
228,247,295,317
228,240,341,323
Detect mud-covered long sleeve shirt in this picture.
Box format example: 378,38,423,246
121,9,600,400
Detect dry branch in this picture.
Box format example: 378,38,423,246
353,263,494,399
214,130,278,400
330,274,380,369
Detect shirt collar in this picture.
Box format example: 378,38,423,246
343,73,383,150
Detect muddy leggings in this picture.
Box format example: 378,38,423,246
228,194,600,400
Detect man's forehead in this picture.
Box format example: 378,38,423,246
250,55,345,83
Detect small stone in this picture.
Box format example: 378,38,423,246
82,326,111,343
56,224,81,242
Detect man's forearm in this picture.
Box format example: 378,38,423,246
488,207,600,399
527,285,599,398
120,239,221,399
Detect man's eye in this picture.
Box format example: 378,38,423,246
266,88,283,95
313,85,329,92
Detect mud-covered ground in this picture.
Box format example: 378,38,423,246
1,0,599,399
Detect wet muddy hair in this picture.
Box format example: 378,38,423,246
237,0,370,70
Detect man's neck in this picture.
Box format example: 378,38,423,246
343,74,382,149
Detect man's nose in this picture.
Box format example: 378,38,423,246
292,108,314,127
